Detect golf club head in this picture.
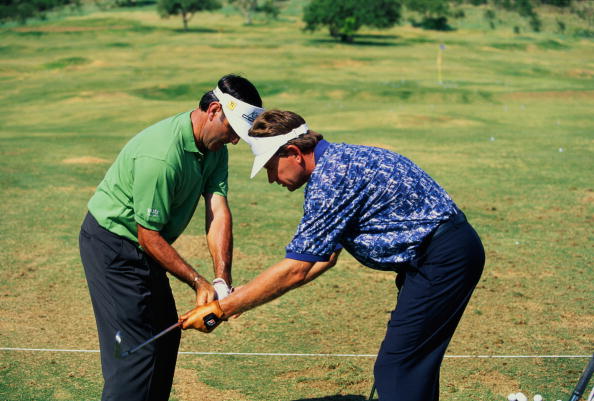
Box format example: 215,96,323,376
114,330,126,359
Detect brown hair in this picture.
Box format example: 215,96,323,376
248,110,323,156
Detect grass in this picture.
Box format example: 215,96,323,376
0,2,593,400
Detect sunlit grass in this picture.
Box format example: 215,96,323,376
0,2,593,400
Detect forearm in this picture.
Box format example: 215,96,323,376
138,227,207,289
205,194,233,284
219,258,313,317
303,250,341,284
206,209,233,284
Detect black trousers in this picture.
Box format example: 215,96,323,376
373,218,485,401
79,212,180,401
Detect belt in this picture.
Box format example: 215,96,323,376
431,212,467,241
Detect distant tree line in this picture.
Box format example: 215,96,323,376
0,0,79,23
158,0,286,29
1,0,592,39
303,0,593,41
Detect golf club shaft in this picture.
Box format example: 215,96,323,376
368,382,376,400
568,353,594,401
127,321,182,356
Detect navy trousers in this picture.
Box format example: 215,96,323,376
79,212,181,401
373,219,485,401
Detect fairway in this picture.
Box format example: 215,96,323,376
0,1,593,400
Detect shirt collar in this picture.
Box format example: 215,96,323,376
314,139,330,164
182,111,203,155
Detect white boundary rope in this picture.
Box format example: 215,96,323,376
0,348,590,358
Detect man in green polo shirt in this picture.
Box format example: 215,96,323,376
79,74,263,401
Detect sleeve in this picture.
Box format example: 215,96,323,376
203,146,229,197
132,156,176,231
285,169,362,262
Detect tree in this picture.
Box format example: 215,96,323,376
229,0,257,24
458,0,544,32
228,0,286,25
303,0,403,43
0,0,80,24
157,0,221,30
405,0,455,30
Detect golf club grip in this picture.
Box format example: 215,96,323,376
568,354,594,401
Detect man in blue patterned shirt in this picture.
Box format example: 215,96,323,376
182,110,485,401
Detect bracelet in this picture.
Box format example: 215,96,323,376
191,275,200,290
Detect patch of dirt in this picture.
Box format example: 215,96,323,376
174,235,249,262
275,366,337,391
580,191,594,204
52,388,73,399
464,369,519,397
313,111,479,132
566,69,594,78
551,312,594,330
62,91,136,104
173,367,246,401
52,186,96,193
490,268,553,279
319,59,368,69
277,92,298,100
399,114,479,128
173,235,211,260
327,89,347,99
62,156,110,165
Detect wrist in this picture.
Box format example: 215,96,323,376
191,275,201,290
217,299,229,320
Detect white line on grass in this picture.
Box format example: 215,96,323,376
0,348,590,358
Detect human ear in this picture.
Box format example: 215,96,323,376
286,145,302,161
207,102,222,121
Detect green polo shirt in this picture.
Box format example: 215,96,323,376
88,111,228,244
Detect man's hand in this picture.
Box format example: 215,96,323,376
193,276,216,306
180,301,225,333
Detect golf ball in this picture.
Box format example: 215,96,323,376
508,394,517,401
516,393,527,401
534,395,543,401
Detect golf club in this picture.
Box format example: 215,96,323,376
567,353,594,401
114,321,182,359
368,382,376,400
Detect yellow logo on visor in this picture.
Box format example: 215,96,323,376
228,101,237,110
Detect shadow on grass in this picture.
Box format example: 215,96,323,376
292,396,367,401
306,38,405,47
355,33,400,40
171,27,219,33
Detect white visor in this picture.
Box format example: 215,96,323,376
212,86,264,142
248,123,309,178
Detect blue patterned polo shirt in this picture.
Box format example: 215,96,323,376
285,140,459,271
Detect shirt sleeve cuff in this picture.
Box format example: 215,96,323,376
134,215,164,232
285,251,331,263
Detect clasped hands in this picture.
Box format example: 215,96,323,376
180,300,226,333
